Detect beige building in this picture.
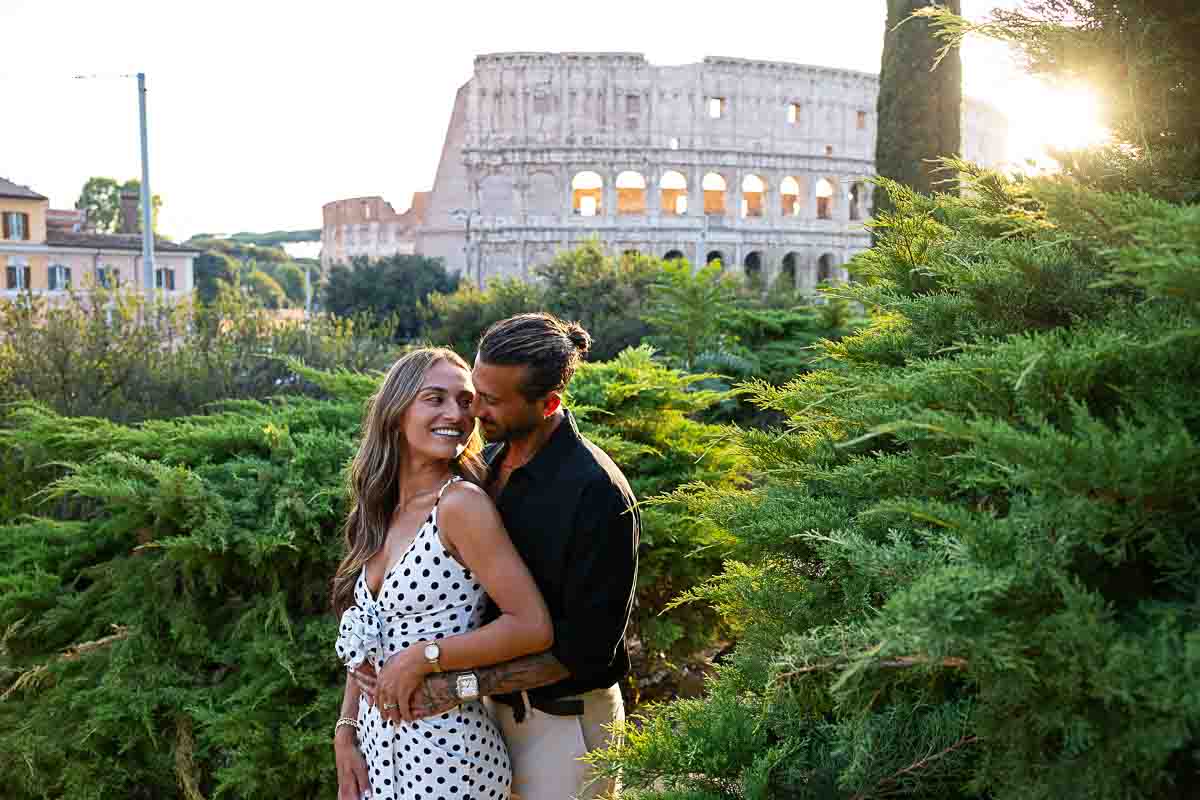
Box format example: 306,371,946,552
413,52,1008,290
1,178,199,301
320,193,429,272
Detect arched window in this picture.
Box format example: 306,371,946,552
616,171,647,215
659,170,688,216
849,182,865,221
743,251,763,288
816,178,835,220
781,252,799,290
706,250,725,269
663,249,686,262
818,253,837,283
741,174,765,218
780,176,801,217
572,171,603,217
702,172,727,215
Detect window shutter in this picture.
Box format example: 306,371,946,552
5,266,14,289
2,214,9,239
168,269,176,290
64,267,72,288
21,213,30,240
23,267,31,290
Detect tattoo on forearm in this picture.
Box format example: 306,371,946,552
410,652,570,718
477,652,570,696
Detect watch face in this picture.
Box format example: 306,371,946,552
424,643,440,661
456,673,479,700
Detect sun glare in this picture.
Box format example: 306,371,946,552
1003,79,1112,166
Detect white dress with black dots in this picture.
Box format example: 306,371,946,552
336,477,512,800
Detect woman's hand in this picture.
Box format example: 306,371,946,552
334,727,370,800
375,644,435,725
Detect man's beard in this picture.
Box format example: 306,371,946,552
485,415,539,444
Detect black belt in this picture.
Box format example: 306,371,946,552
492,691,585,723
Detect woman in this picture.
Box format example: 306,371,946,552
331,348,552,800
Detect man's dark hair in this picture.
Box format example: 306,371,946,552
477,312,592,400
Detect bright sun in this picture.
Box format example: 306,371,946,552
964,35,1112,169
993,78,1111,167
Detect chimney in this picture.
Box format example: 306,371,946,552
118,187,140,234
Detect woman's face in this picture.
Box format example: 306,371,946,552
401,359,477,463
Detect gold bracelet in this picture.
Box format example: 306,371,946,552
334,717,359,737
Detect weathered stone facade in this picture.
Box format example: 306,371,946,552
320,193,428,272
415,52,1007,289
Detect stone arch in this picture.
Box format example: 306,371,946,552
663,248,686,262
781,251,800,289
702,172,727,215
572,170,603,217
659,170,688,216
479,173,515,218
741,174,766,218
816,178,836,220
780,176,802,217
527,171,558,216
849,181,866,221
616,171,647,215
706,249,726,268
743,250,764,287
818,252,838,283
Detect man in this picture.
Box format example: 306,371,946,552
356,312,640,800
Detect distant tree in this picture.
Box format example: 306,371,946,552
422,278,547,358
192,251,240,304
75,177,162,233
533,241,660,361
245,269,288,309
322,255,459,340
269,262,308,308
75,178,121,233
642,259,739,371
874,0,963,217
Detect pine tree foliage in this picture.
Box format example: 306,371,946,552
0,349,746,798
592,166,1200,799
916,0,1200,202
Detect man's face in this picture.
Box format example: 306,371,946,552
471,357,547,443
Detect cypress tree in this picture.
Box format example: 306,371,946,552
874,0,963,217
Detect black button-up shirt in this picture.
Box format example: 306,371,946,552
483,409,639,701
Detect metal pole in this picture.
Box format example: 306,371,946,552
137,73,155,296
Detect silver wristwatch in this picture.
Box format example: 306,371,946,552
455,672,480,702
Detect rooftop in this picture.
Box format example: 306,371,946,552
46,230,202,254
0,177,48,201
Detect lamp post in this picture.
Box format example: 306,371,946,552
450,208,482,289
73,72,155,297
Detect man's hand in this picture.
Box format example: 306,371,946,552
410,672,460,720
349,663,377,705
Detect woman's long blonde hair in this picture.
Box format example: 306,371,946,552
331,348,486,615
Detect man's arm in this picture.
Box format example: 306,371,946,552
410,651,570,718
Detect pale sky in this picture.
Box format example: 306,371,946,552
1,0,1083,242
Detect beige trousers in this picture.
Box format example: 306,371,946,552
485,684,625,800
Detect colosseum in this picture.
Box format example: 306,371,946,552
325,52,1007,289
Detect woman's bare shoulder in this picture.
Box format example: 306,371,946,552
438,480,497,523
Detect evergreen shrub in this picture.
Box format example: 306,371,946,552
0,348,746,798
592,165,1200,800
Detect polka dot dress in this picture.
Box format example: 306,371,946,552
336,477,512,800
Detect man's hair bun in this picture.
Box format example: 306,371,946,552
566,323,592,359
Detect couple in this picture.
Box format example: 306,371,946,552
331,313,639,800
